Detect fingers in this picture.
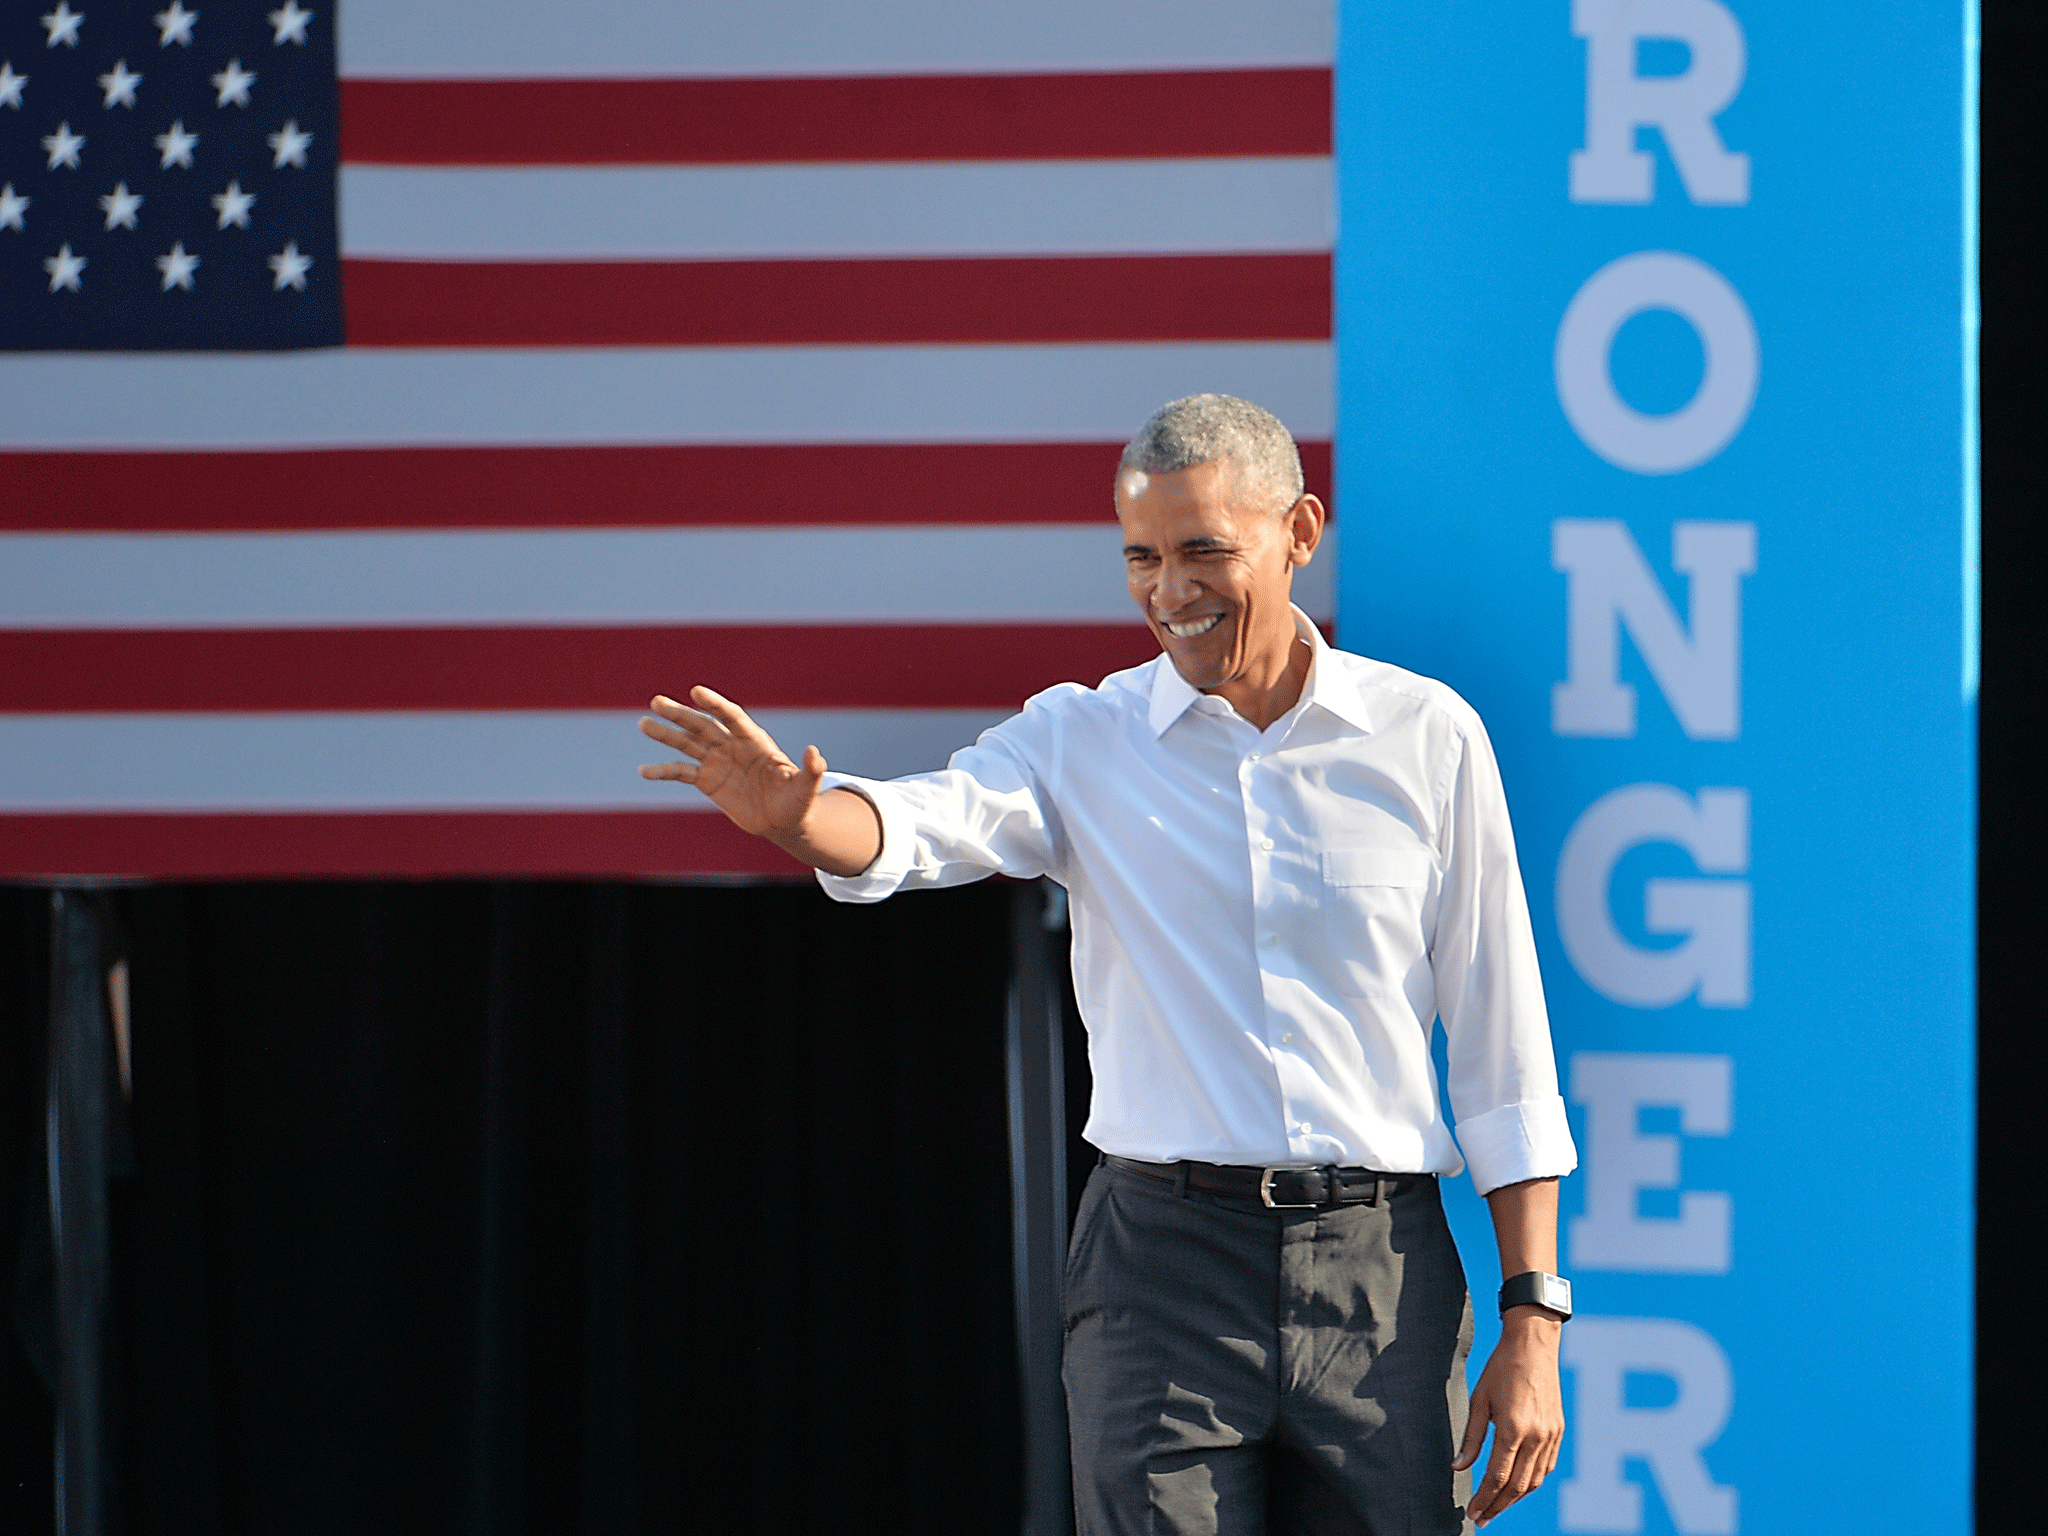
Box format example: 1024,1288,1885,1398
639,715,698,754
1454,1384,1490,1471
640,695,736,760
689,685,777,748
638,695,726,780
646,694,730,742
801,743,828,780
1467,1435,1523,1526
643,687,789,772
648,693,727,732
1465,1424,1561,1527
687,684,747,726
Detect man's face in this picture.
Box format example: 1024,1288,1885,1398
1116,459,1319,694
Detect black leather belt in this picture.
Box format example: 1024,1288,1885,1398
1104,1155,1431,1209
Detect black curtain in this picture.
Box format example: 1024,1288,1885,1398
3,889,55,1533
1975,0,2046,1512
3,880,1030,1535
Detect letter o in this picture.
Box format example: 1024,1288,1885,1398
1554,251,1760,475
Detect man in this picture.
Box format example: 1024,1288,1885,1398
638,395,1576,1534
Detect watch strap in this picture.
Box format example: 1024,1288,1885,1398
1497,1270,1572,1319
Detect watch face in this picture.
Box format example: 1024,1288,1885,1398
1537,1274,1573,1314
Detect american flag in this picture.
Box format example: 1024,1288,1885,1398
0,0,1334,879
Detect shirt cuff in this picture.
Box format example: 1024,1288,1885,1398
1455,1095,1579,1196
813,773,915,904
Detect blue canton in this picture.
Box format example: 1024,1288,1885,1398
0,0,339,349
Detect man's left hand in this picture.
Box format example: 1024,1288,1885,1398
1455,1306,1565,1527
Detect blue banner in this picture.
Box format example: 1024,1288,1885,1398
1335,6,1974,1533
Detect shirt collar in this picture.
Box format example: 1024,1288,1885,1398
1145,606,1374,739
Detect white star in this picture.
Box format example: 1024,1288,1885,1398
267,239,311,290
42,121,84,170
156,240,198,290
44,242,85,293
99,180,142,230
0,184,28,232
42,4,84,49
98,58,140,109
211,57,253,107
0,62,27,109
267,2,311,45
154,2,197,47
155,118,197,169
266,118,311,169
211,178,254,228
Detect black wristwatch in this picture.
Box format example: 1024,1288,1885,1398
1497,1271,1572,1320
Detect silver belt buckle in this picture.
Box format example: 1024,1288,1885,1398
1258,1168,1318,1209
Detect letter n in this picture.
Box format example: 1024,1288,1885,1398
1553,520,1756,740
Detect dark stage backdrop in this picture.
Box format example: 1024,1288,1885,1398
1975,0,2046,1518
2,880,1048,1536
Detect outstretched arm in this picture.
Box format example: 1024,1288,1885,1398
1457,1175,1566,1526
637,687,882,877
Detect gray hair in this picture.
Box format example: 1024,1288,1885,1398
1117,393,1305,519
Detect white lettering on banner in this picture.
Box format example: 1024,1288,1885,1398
1553,519,1756,739
1556,8,1752,1528
1555,252,1760,474
1560,1318,1740,1534
1570,0,1751,205
1568,1052,1732,1272
1556,785,1750,1008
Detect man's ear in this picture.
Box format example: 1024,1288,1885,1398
1287,495,1326,566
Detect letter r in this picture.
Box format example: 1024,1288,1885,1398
1561,1318,1739,1534
1570,0,1751,205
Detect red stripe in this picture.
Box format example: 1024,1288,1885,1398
341,254,1330,349
0,441,1331,532
0,811,808,879
0,625,1164,713
339,70,1331,166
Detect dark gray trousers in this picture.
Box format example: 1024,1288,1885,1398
1062,1160,1475,1536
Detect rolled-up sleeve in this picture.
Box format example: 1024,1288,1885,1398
815,701,1067,905
1430,714,1579,1194
812,771,923,903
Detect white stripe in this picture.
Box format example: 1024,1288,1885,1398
0,710,1006,811
339,0,1332,79
2,527,1127,627
0,525,1339,628
0,342,1332,450
340,160,1332,261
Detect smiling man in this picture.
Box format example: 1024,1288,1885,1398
638,394,1577,1535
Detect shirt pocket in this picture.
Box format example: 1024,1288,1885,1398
1319,846,1435,1001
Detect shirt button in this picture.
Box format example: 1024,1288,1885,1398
1264,933,1280,947
1281,1032,1295,1044
1247,752,1262,762
1298,1121,1312,1135
1260,837,1275,851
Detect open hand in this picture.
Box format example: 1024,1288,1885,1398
637,687,826,837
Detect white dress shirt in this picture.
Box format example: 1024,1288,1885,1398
819,609,1576,1194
